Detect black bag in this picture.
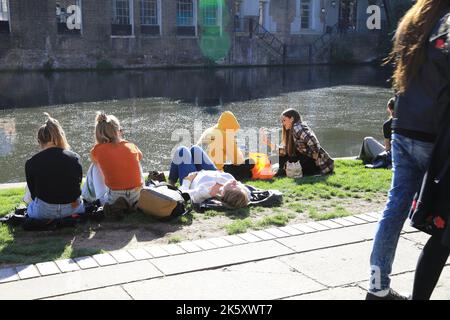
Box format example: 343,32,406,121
365,150,392,169
409,158,450,236
409,94,450,236
0,204,104,231
223,159,255,181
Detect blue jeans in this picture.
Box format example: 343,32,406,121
369,134,434,293
169,146,217,184
27,197,85,220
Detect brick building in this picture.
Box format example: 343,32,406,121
0,0,394,71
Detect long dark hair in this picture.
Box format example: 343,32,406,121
386,0,450,93
281,109,302,157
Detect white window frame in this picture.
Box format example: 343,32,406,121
176,0,198,37
111,0,135,37
300,0,312,30
200,0,222,36
140,0,159,26
0,0,11,34
140,0,161,35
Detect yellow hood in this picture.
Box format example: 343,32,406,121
215,111,240,131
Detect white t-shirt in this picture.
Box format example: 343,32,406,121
180,170,250,204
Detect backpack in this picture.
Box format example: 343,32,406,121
223,159,254,181
137,182,191,220
249,153,275,180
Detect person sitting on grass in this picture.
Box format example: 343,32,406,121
24,113,84,219
82,112,144,214
358,97,395,168
261,108,334,176
196,111,245,171
168,145,250,209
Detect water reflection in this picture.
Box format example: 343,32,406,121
0,65,391,109
0,118,15,157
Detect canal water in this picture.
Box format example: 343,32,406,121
0,65,393,183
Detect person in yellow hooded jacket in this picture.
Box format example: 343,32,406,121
196,111,244,171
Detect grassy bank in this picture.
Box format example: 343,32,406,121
0,159,392,267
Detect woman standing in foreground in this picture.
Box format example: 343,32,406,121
366,0,450,300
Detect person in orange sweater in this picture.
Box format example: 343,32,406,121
82,112,143,208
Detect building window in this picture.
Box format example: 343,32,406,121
0,0,10,34
112,0,134,36
56,1,82,35
140,0,160,35
177,0,196,36
300,0,311,29
202,1,217,26
200,0,221,36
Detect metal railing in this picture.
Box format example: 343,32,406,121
252,20,285,58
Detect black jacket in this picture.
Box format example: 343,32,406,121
393,8,450,142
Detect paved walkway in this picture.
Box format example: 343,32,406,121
0,212,448,300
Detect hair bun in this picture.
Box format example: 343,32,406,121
96,112,108,123
43,112,57,125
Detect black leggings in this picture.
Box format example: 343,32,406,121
412,234,450,300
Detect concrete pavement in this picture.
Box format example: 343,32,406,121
0,212,449,300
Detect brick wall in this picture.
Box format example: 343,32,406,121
0,0,386,70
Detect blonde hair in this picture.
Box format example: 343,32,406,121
95,112,121,144
37,113,70,149
222,187,249,209
386,0,449,93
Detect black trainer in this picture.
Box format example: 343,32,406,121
365,288,409,300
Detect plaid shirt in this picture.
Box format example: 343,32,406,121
292,122,334,174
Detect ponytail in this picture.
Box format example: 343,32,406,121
37,113,70,149
95,112,121,144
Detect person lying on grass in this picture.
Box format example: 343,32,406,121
168,146,250,209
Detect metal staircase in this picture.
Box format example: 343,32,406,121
251,20,286,64
309,23,339,63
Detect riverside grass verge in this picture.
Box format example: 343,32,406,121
0,159,392,267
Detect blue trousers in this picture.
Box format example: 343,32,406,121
169,146,217,184
369,134,434,293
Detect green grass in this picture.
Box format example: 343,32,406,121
168,235,183,244
0,159,391,266
225,218,253,235
249,160,391,201
308,206,352,221
255,213,292,229
0,188,25,217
